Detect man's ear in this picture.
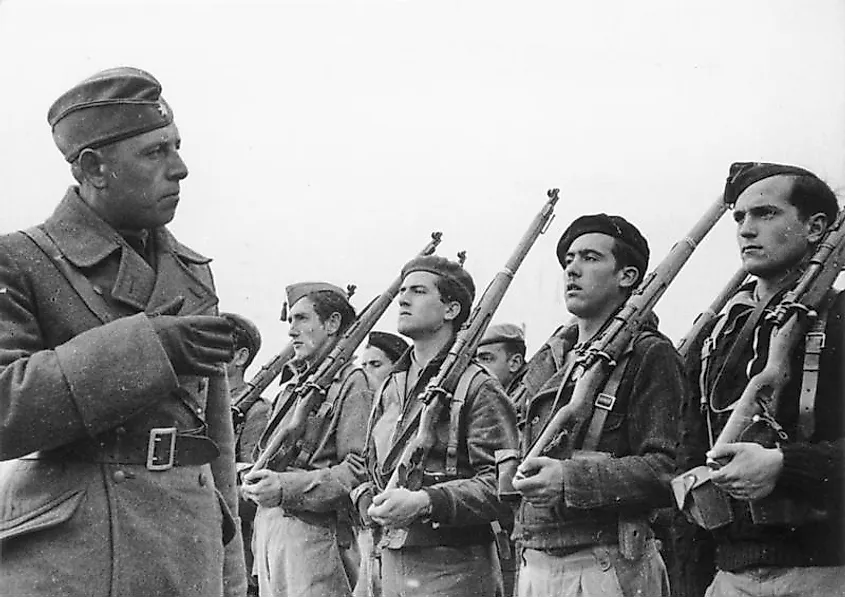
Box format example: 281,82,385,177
806,212,829,244
443,300,462,323
78,148,109,189
324,311,343,335
507,353,524,374
232,347,250,368
618,266,640,290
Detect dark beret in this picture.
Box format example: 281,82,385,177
367,330,409,363
478,322,526,348
723,162,817,205
48,67,174,162
285,282,349,310
401,255,476,314
221,312,262,357
556,213,649,278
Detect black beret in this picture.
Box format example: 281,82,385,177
221,312,262,357
367,331,409,363
556,213,649,278
401,255,476,315
723,162,817,205
48,67,174,162
478,323,526,348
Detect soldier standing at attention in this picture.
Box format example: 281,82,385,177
243,282,373,597
222,312,271,597
356,255,518,597
511,215,683,597
0,67,245,597
678,163,844,597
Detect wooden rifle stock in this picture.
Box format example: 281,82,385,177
712,208,845,450
523,195,728,462
379,189,559,547
252,231,443,471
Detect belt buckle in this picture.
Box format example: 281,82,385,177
147,427,177,471
595,393,616,410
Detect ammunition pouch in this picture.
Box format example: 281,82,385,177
672,465,733,530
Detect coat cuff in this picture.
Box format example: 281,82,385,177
422,486,451,523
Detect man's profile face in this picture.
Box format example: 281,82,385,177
733,176,816,280
287,298,333,362
100,123,188,230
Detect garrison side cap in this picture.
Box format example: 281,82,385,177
478,322,526,348
724,162,816,205
284,281,349,311
367,330,409,363
220,312,262,357
48,66,174,162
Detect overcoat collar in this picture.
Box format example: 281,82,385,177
43,187,215,314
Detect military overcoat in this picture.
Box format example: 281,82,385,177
0,189,246,597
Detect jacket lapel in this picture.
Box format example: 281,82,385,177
144,229,217,316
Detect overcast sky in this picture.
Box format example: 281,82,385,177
1,0,843,381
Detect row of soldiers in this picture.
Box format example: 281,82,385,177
0,66,841,597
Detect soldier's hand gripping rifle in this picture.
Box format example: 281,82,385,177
378,188,559,549
231,343,296,436
251,232,443,472
672,208,845,528
506,195,729,489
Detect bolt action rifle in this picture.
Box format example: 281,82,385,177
673,208,845,528
379,188,560,549
251,232,443,472
504,195,728,487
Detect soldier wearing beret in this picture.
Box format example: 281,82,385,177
222,312,271,597
355,255,519,597
361,330,409,389
509,214,683,597
243,282,374,597
676,163,845,597
477,322,528,396
0,67,246,597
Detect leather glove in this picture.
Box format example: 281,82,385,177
149,300,235,376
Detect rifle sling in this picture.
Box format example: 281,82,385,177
579,352,632,452
445,363,484,476
797,292,835,441
293,370,356,469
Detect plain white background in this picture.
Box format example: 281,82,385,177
1,0,843,381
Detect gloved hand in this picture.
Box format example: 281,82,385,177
149,298,235,376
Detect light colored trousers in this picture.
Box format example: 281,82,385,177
517,540,669,597
706,566,845,597
253,506,358,597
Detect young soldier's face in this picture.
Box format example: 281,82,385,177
287,298,333,362
360,345,394,388
733,176,816,280
476,342,519,387
100,123,188,230
397,271,455,339
562,232,628,319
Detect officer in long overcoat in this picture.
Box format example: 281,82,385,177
0,67,246,597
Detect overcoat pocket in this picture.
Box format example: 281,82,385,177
0,487,87,542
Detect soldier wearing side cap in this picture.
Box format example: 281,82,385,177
676,163,845,597
355,255,518,597
509,214,683,597
477,322,529,397
0,67,245,597
360,330,409,389
242,282,374,597
222,312,271,597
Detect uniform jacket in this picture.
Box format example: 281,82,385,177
680,284,845,571
254,360,372,544
361,345,519,546
513,321,683,551
0,188,246,597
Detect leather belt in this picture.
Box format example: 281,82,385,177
28,427,220,471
